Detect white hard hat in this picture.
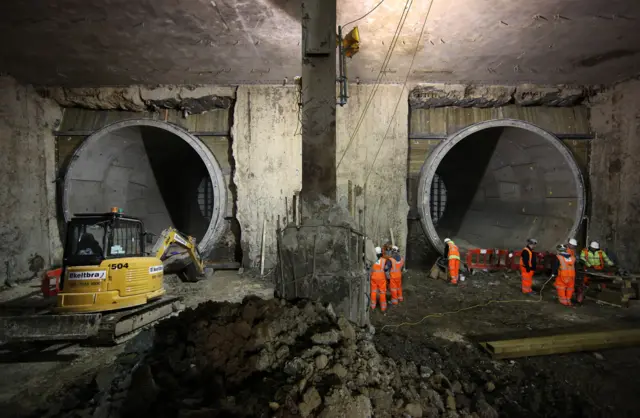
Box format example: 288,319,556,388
392,245,399,251
569,238,578,246
590,241,600,250
444,238,451,243
375,246,382,254
527,238,538,245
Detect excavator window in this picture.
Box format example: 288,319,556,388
64,215,145,267
65,220,108,266
106,219,143,257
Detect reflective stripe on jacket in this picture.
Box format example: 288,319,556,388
389,258,401,279
580,249,612,269
371,258,387,281
557,254,575,281
447,242,460,260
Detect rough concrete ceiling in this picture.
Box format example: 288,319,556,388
1,0,639,87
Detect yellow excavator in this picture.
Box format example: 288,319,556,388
0,207,205,344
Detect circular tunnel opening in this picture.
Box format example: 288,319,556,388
63,119,227,253
418,119,585,253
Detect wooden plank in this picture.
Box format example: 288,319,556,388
562,139,589,174
408,139,438,176
56,136,85,171
198,136,233,217
480,328,640,359
410,108,447,135
501,106,590,135
445,107,500,134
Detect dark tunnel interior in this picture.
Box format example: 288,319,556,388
424,125,582,251
64,124,215,245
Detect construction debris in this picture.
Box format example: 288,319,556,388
43,297,500,418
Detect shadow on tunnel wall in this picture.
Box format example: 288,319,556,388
265,0,300,21
142,127,210,242
435,128,502,242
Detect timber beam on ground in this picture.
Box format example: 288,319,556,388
480,328,640,359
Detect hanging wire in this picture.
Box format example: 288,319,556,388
341,0,386,28
363,0,435,186
336,0,414,171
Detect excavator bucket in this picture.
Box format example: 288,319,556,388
0,313,102,343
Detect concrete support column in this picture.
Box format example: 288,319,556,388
301,0,337,201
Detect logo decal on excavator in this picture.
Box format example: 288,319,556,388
174,233,188,247
149,265,164,274
68,271,107,280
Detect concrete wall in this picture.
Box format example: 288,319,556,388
589,79,640,270
0,76,62,283
232,86,302,268
232,84,410,268
336,84,410,250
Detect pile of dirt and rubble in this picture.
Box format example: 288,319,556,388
41,297,500,418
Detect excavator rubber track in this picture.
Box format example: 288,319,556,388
94,296,183,344
0,296,183,345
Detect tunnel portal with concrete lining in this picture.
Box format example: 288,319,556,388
62,119,227,253
418,119,586,253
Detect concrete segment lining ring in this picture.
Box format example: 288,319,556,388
62,119,227,254
417,119,586,254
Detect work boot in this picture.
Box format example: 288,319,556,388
525,291,537,297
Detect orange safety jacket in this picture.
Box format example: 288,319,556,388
557,255,576,281
371,258,387,281
389,257,401,280
567,247,576,260
447,243,460,260
520,247,534,270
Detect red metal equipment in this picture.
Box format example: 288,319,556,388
41,268,62,297
464,249,551,272
465,249,510,271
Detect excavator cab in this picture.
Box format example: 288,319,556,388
64,211,144,267
57,208,166,314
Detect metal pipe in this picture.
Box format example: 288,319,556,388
409,132,594,141
54,130,231,137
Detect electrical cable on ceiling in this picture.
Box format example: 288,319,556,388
363,0,434,186
337,0,414,170
342,0,386,28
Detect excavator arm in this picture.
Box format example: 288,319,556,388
151,227,205,282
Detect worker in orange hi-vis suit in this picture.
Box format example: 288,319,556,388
520,238,538,295
443,238,460,285
370,247,390,312
389,245,404,304
567,238,578,260
551,244,576,306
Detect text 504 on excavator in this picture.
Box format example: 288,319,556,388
0,207,205,344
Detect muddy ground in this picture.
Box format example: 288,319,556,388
372,269,640,418
2,268,640,417
0,270,274,417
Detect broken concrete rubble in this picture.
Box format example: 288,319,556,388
409,83,586,108
40,297,502,418
513,84,586,106
409,84,514,108
39,85,236,112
